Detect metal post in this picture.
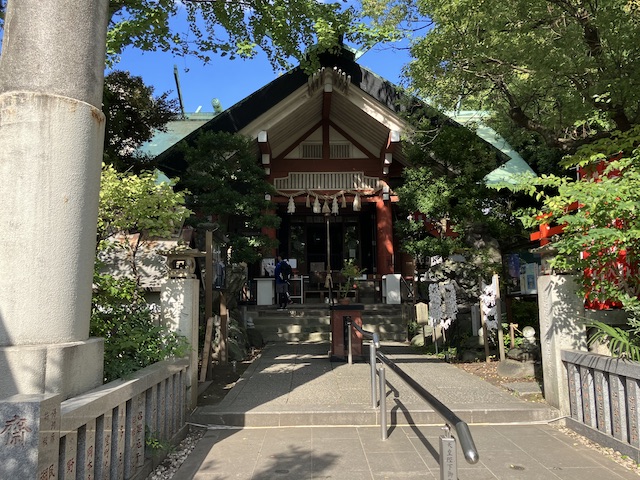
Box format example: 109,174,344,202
379,366,387,440
439,424,457,480
347,317,353,365
325,213,333,304
369,341,377,408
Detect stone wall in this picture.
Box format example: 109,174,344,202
0,358,190,480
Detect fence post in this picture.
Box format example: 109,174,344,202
439,425,457,480
378,367,387,440
370,341,377,408
0,394,61,480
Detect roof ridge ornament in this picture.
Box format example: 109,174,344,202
307,67,351,96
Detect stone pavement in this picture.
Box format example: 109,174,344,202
176,342,639,479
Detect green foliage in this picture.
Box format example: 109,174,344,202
499,129,640,304
94,166,191,381
497,128,640,359
105,0,396,72
98,164,190,244
103,71,178,171
91,272,189,382
181,131,280,264
145,426,173,454
395,122,523,259
339,259,365,298
407,0,640,154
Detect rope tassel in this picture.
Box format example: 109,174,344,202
353,193,361,211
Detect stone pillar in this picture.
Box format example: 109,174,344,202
0,0,109,398
0,394,61,480
375,198,394,275
538,275,588,414
161,279,200,410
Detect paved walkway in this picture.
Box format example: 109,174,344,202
176,342,639,479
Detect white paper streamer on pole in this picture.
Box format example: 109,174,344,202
331,196,339,214
306,194,310,208
341,193,346,208
479,282,498,330
287,196,295,213
313,195,321,213
428,282,458,331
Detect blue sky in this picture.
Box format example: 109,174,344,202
111,40,413,114
0,5,414,113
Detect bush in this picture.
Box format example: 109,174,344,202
91,272,188,382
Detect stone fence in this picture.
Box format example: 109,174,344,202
562,350,640,463
1,357,191,480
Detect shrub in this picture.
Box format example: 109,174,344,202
91,272,188,382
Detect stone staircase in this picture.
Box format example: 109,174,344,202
249,304,407,343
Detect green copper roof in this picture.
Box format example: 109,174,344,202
138,112,216,158
446,110,536,185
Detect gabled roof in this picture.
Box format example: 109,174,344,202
155,47,443,176
154,46,517,180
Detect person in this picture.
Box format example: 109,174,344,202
274,254,292,310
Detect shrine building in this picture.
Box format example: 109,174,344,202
151,45,532,299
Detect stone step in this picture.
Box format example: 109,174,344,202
254,324,407,342
253,305,404,318
249,304,408,342
192,404,560,428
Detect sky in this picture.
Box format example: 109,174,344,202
0,4,414,114
111,38,413,115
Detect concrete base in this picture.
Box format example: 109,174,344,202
0,338,104,400
538,275,588,415
161,278,199,410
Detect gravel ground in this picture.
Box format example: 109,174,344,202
146,425,206,480
552,424,640,475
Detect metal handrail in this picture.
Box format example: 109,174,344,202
350,321,379,348
348,321,380,408
344,319,479,465
376,351,479,465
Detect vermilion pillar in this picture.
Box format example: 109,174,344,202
262,225,277,256
375,198,394,275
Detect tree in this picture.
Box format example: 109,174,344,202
406,0,640,154
98,164,191,280
94,164,192,381
500,126,640,358
180,131,280,264
2,1,401,71
103,70,179,171
395,119,522,262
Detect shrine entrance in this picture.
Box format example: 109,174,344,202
278,208,375,275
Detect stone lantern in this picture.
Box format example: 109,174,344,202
163,248,204,279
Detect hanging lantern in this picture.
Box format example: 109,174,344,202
353,193,361,211
332,196,339,215
341,193,346,208
306,194,310,208
313,195,321,213
322,199,331,214
287,196,295,214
